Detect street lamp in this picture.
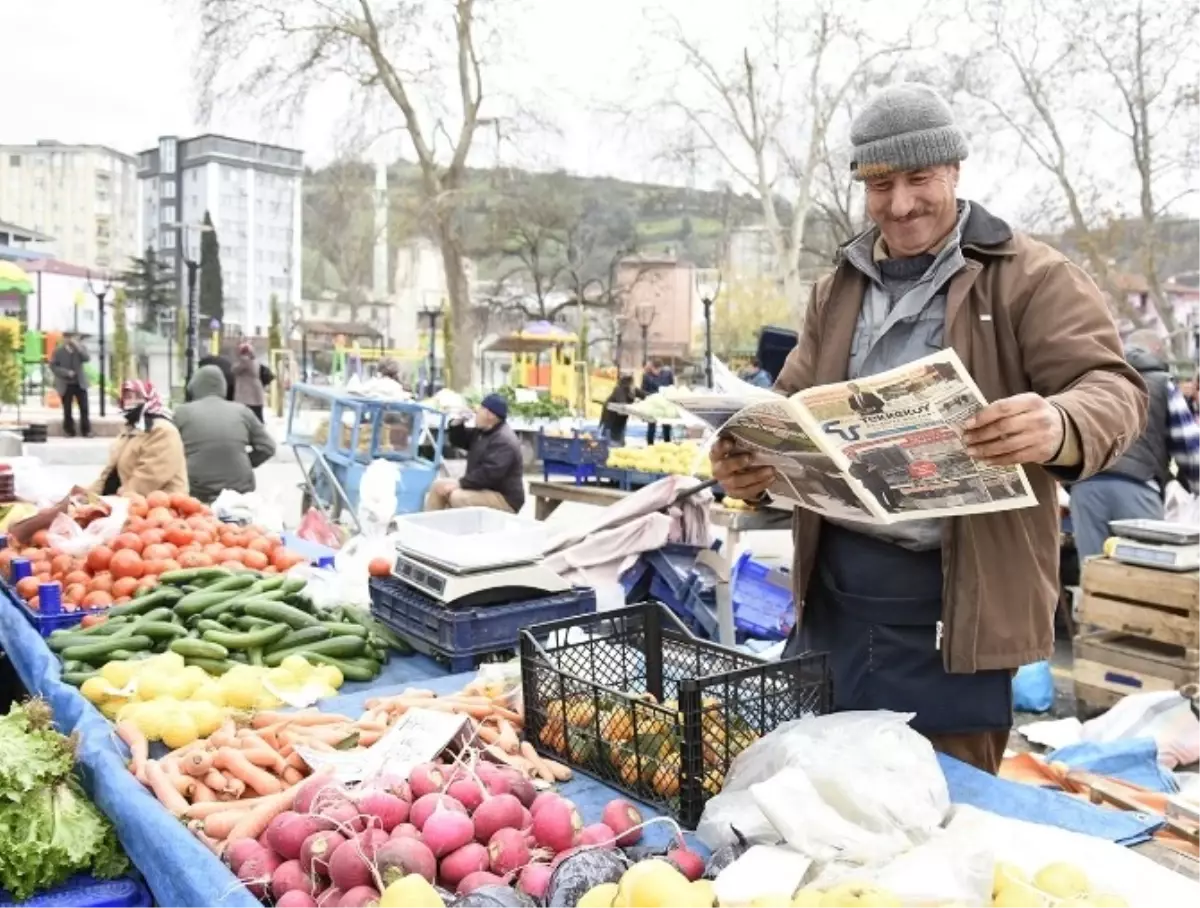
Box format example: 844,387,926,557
698,272,722,390
634,304,655,367
165,221,213,383
290,307,308,382
86,270,113,416
419,302,444,396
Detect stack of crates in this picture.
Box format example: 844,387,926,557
621,542,721,639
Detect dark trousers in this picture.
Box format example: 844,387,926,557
248,405,265,423
61,384,90,436
646,422,672,445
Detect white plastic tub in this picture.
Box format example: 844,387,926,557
392,507,552,571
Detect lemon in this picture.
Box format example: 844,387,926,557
578,884,620,907
190,681,226,707
266,667,298,690
280,655,315,679
81,676,117,705
311,683,338,701
220,673,262,709
148,651,185,672
160,712,199,749
134,703,169,742
254,691,284,710
136,670,171,701
380,875,445,908
99,660,137,689
315,664,344,689
185,701,224,737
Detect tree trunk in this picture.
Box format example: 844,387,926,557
436,218,475,390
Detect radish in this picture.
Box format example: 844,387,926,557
532,798,582,853
601,799,643,846
667,843,705,881
438,842,490,888
338,885,380,907
369,773,410,801
529,792,562,818
456,871,504,896
356,791,409,833
317,887,343,908
238,849,283,900
225,838,263,875
300,831,346,877
446,778,486,813
296,776,350,817
268,812,328,860
485,769,535,807
372,837,437,886
272,859,321,900
473,761,501,784
389,823,419,841
580,823,617,848
421,808,476,858
517,863,552,901
410,793,467,831
487,828,530,876
277,893,318,908
408,762,446,800
327,837,375,892
471,794,525,844
322,800,366,835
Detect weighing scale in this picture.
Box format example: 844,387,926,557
1104,519,1200,573
391,546,570,608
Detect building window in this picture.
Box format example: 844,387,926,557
7,155,19,167
161,204,176,225
161,230,176,249
162,180,176,199
160,138,177,174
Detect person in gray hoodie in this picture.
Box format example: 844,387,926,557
174,365,277,504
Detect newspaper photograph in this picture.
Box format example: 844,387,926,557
755,450,877,522
794,350,1036,521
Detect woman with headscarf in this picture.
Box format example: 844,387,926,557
232,342,267,422
91,380,188,497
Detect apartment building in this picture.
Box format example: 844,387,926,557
0,141,138,271
137,134,303,337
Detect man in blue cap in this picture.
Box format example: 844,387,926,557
425,393,526,513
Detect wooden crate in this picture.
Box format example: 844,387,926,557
1074,558,1199,715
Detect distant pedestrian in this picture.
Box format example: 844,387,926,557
50,332,91,437
194,354,235,402
642,359,675,445
741,357,773,388
232,343,267,422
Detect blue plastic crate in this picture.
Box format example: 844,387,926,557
537,431,609,466
644,542,721,602
731,550,795,641
369,577,596,672
593,465,629,489
0,873,152,907
0,579,100,638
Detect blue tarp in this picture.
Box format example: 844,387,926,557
1048,738,1178,794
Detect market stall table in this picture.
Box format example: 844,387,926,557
528,479,628,520
707,505,791,645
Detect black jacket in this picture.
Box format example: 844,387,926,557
1103,348,1175,491
601,383,641,435
195,355,236,402
448,420,526,513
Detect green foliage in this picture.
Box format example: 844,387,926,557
120,245,176,333
110,288,130,392
0,319,21,407
268,294,283,351
199,210,224,325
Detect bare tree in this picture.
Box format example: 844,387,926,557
196,0,497,388
646,0,927,321
303,159,380,303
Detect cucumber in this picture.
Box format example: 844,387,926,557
174,589,243,619
243,601,320,630
138,606,175,624
265,626,329,654
218,612,241,627
200,573,260,595
61,635,153,664
48,632,92,653
62,670,99,686
106,586,184,618
197,598,247,622
319,621,368,638
353,614,412,654
169,638,229,660
300,652,381,683
195,618,229,634
248,647,264,667
184,657,237,675
254,576,286,592
129,620,189,641
61,659,88,673
264,635,365,666
201,624,288,651
159,567,233,587
236,616,276,631
280,577,307,595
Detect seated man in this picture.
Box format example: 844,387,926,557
425,394,526,514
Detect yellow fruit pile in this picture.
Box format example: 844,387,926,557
580,859,714,908
993,861,1127,907
606,441,712,478
80,654,344,746
380,874,445,907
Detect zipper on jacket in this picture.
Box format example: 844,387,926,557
935,620,944,651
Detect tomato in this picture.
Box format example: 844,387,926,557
141,559,167,576
164,524,194,547
0,549,15,578
112,533,144,554
111,576,140,598
113,596,132,605
49,553,74,577
136,576,158,592
28,595,39,610
143,543,176,561
159,558,181,574
64,583,87,605
219,560,245,571
139,527,166,546
63,569,91,587
80,613,108,629
83,590,113,609
146,490,171,509
15,576,40,601
87,545,114,573
146,506,174,526
177,550,214,569
31,529,50,548
242,550,269,571
109,549,144,580
368,557,392,577
247,537,274,555
88,573,114,593
222,547,246,564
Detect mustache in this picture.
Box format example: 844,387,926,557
886,209,934,222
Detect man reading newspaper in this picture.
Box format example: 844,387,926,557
710,83,1146,775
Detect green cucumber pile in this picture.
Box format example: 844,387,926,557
48,567,411,686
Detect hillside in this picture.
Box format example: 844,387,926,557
300,160,768,299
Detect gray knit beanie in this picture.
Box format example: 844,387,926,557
850,82,969,180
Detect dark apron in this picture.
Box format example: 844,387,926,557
785,523,1012,736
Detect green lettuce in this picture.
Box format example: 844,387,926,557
0,699,75,799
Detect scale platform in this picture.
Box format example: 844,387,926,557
1105,519,1200,573
391,546,569,608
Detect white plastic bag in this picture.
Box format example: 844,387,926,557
327,531,400,608
696,711,951,864
211,489,284,533
358,460,400,537
46,497,130,557
1163,480,1200,527
1081,690,1200,769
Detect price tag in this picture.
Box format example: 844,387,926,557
295,708,468,785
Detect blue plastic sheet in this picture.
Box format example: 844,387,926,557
1049,738,1178,794
938,753,1164,846
1012,661,1055,713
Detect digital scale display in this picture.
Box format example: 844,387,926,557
393,556,446,596
1113,544,1178,566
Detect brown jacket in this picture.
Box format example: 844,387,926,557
91,419,189,498
775,204,1146,673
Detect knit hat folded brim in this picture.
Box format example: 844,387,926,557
851,124,969,180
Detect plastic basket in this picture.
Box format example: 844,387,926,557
730,551,796,641
537,432,610,466
520,603,830,827
0,579,98,637
0,874,152,908
370,577,596,672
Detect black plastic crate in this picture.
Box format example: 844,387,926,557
370,577,596,673
520,603,830,827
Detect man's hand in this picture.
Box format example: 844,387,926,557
710,436,776,500
431,477,459,497
964,393,1064,465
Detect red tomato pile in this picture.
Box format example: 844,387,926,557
0,490,307,613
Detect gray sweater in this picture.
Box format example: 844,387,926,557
174,365,276,503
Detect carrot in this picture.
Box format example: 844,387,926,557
220,785,302,848
115,721,149,781
496,719,520,754
541,756,573,782
473,723,503,748
488,704,524,726
180,749,214,778
185,797,267,820
214,747,284,796
204,768,230,792
209,720,238,749
203,807,252,840
520,742,558,783
220,779,247,800
191,780,218,802
358,730,382,747
187,821,223,854
161,758,196,799
237,730,279,754
484,744,532,773
284,751,307,771
145,761,190,816
164,739,206,760
240,747,287,774
282,766,305,786
253,710,344,728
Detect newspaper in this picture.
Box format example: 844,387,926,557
669,349,1037,524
